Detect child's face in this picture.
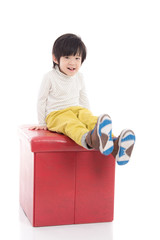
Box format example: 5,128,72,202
54,54,82,76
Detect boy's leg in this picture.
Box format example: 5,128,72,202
46,108,89,148
78,108,115,137
85,114,114,155
112,129,136,165
46,107,114,155
77,108,98,130
77,108,114,155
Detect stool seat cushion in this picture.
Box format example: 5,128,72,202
19,125,90,152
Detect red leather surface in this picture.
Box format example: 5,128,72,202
19,126,115,227
18,125,92,152
34,152,76,226
19,140,34,226
75,151,115,224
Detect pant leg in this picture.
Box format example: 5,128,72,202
77,108,98,131
46,107,89,146
77,107,115,138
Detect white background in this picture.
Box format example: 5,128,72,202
0,0,160,239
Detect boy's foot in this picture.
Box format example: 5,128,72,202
114,129,136,165
85,114,113,155
97,114,113,155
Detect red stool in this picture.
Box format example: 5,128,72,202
19,126,116,227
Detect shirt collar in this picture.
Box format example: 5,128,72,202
55,65,76,80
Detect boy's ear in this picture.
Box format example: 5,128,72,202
52,54,59,64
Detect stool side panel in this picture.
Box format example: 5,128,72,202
75,152,115,224
19,139,34,226
19,126,116,227
34,152,76,227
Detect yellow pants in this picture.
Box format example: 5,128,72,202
46,106,98,147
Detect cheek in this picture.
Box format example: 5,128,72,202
78,62,82,68
59,61,66,68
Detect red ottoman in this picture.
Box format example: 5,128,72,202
19,126,116,227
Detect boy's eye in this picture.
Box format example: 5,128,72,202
63,56,81,60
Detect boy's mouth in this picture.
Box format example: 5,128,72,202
67,67,76,71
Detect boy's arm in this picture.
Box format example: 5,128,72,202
29,73,51,131
37,74,51,126
79,74,90,109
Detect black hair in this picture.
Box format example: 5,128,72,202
52,33,87,67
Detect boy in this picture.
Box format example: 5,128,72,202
30,33,135,165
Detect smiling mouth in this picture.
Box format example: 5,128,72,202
68,67,76,71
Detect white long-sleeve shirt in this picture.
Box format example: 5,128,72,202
37,66,90,125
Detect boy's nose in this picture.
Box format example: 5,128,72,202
69,59,75,65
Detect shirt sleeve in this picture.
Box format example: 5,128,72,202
79,73,90,109
37,73,51,125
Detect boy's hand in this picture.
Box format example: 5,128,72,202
29,125,48,130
